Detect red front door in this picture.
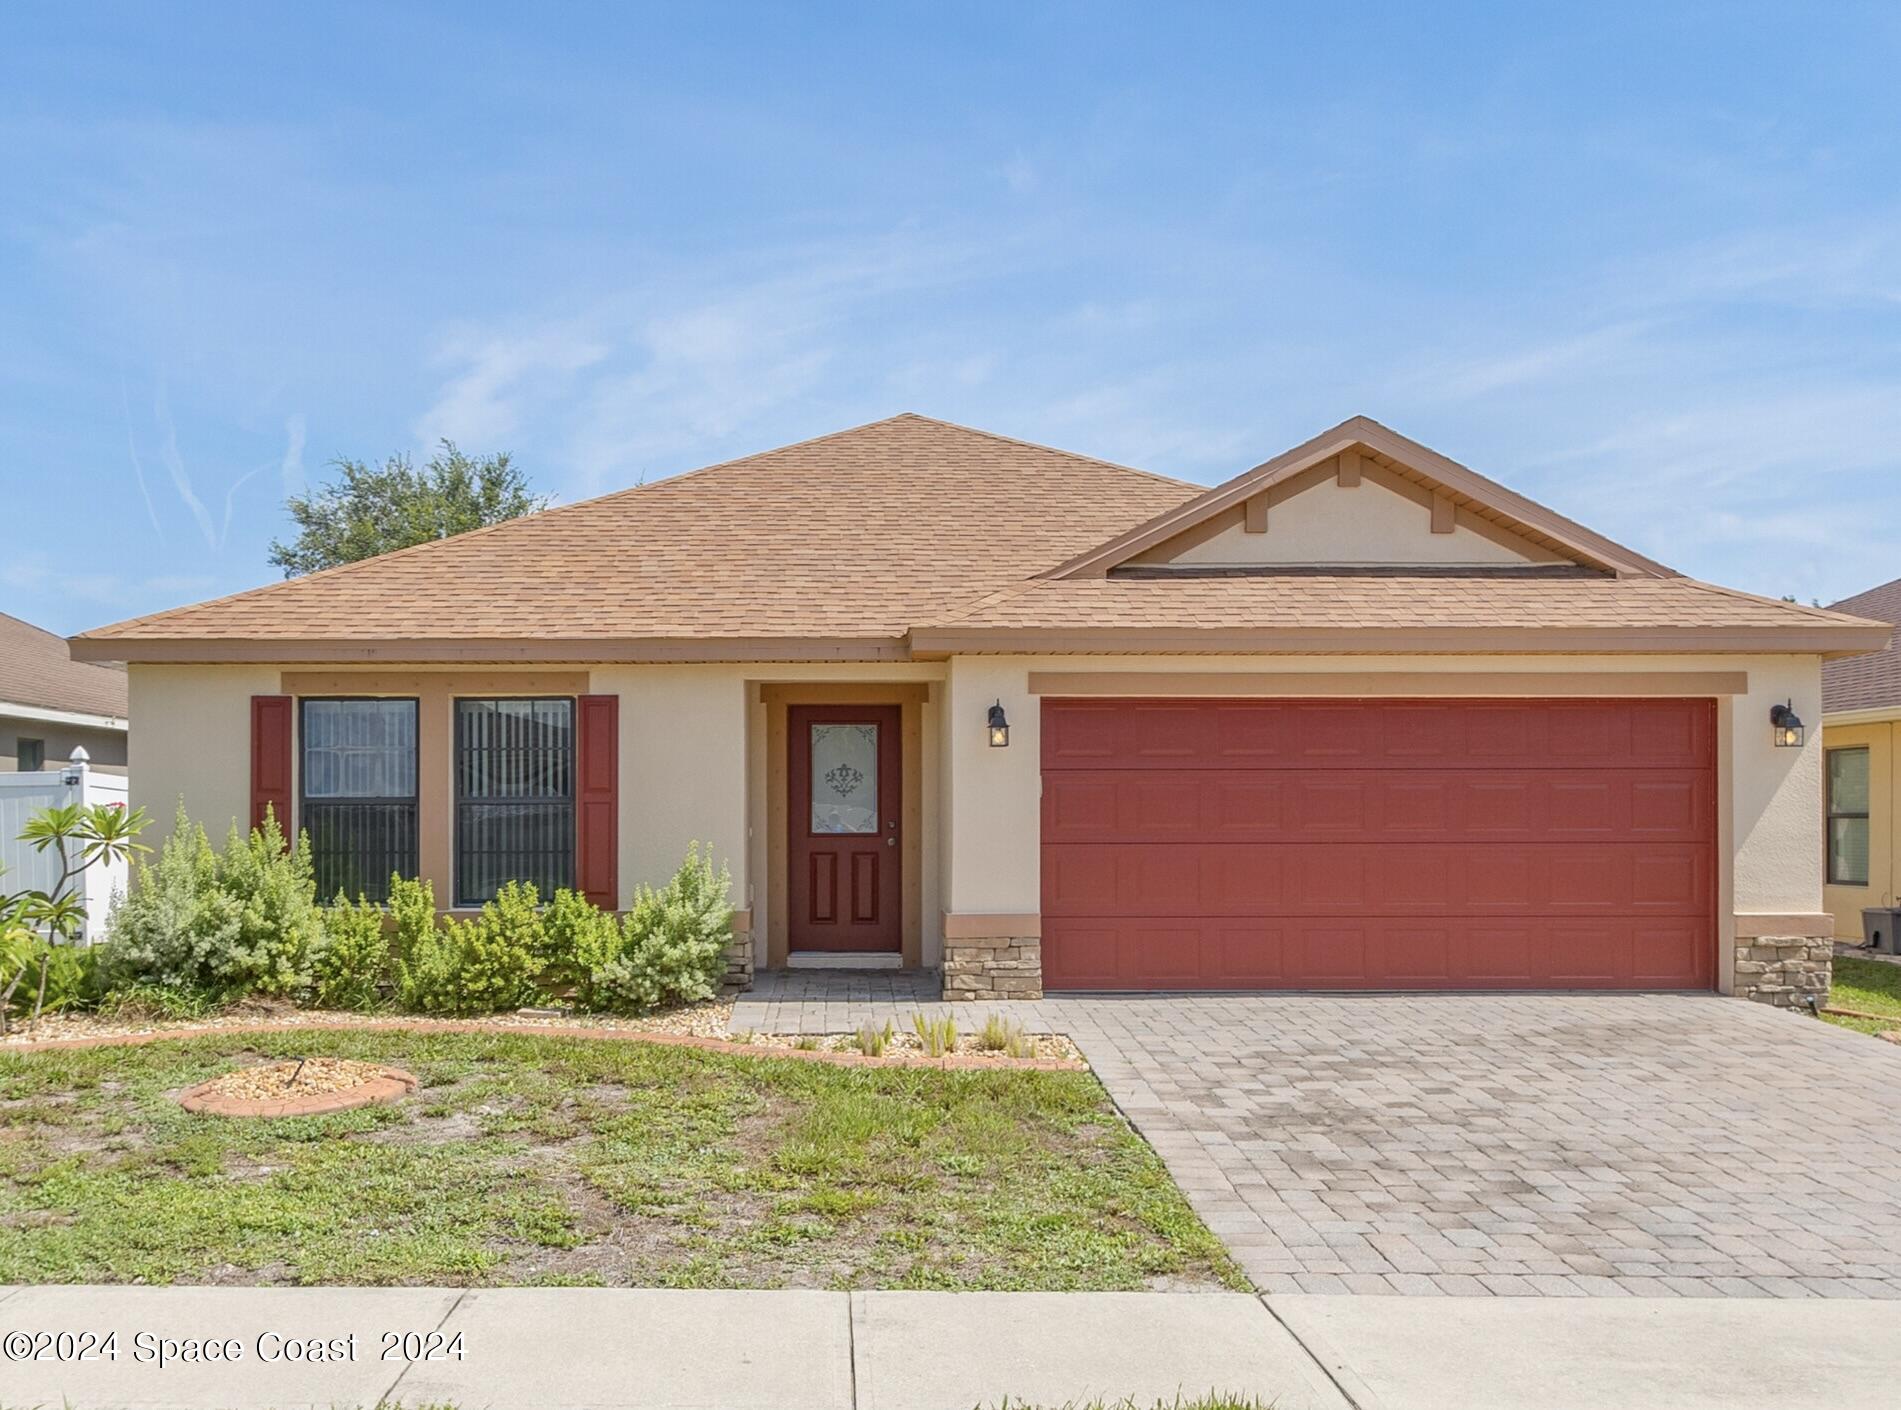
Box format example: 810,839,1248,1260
789,705,902,952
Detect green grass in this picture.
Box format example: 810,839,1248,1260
0,1030,1242,1292
1822,955,1901,1037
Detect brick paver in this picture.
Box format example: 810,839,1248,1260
732,978,1901,1296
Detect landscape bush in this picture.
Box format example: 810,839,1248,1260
587,844,735,1013
394,880,543,1015
92,807,735,1019
103,805,321,1002
310,892,390,1010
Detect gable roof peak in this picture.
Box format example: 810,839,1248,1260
1042,416,1678,581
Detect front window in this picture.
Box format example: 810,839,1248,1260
16,738,43,771
300,698,418,902
1827,746,1871,886
455,698,575,906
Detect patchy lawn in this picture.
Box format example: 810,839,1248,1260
0,1030,1241,1291
1824,955,1901,1039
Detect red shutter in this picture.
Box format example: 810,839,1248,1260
250,694,294,839
576,694,619,909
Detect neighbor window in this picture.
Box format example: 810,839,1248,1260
15,738,43,771
455,697,575,907
300,698,418,902
1827,746,1871,886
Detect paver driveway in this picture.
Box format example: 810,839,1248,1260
734,978,1901,1296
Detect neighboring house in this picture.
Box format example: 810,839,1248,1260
1,611,128,774
1821,576,1901,941
70,415,1890,1005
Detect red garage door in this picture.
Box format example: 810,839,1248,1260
1040,698,1716,991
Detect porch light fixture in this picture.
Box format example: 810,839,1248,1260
1769,700,1805,748
987,700,1010,748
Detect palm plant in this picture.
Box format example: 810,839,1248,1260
0,802,149,1032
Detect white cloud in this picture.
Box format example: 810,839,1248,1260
280,412,307,496
414,324,611,450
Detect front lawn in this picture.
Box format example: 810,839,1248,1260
1824,955,1901,1038
0,1030,1241,1291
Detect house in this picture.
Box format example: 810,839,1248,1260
1821,576,1901,942
70,415,1890,1004
1,611,128,774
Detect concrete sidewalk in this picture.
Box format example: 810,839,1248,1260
1,1285,1893,1409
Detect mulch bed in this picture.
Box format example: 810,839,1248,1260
178,1058,419,1117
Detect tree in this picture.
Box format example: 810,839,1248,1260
268,441,550,576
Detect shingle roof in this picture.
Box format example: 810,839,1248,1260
0,613,128,719
928,575,1862,632
70,413,1891,662
75,415,1198,651
1824,577,1901,713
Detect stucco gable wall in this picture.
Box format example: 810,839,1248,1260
1159,476,1545,567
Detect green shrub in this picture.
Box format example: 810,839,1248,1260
104,805,325,1002
310,893,390,1010
0,930,100,1018
215,811,324,995
586,844,733,1013
387,875,438,963
94,983,216,1022
395,880,542,1015
539,887,619,1003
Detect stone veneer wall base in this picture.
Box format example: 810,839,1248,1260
1733,934,1831,1008
723,934,755,993
942,934,1043,1001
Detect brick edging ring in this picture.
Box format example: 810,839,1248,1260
177,1065,420,1118
8,1018,1087,1072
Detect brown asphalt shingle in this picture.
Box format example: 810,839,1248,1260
70,413,1890,656
77,415,1198,647
0,613,128,718
1825,577,1901,713
924,574,1869,632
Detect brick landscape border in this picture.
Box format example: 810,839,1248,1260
177,1065,420,1117
6,1018,1086,1072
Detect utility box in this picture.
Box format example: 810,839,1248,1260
1862,908,1901,956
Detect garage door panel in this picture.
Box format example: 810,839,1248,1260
1372,925,1455,982
1041,841,1707,917
1041,917,1707,991
1042,768,1711,843
1044,699,1714,772
1632,920,1711,986
1453,924,1538,984
1040,698,1715,991
1202,922,1287,984
1545,920,1630,984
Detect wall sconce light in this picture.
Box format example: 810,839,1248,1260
1769,700,1805,748
987,700,1010,748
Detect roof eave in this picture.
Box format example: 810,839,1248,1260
68,635,914,666
907,623,1895,659
1823,704,1901,726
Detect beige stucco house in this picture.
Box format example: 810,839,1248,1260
71,415,1889,1004
1821,576,1901,944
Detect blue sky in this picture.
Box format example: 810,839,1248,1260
4,3,1900,636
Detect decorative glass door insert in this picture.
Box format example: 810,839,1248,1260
810,723,879,833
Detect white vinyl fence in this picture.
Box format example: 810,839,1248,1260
0,749,128,941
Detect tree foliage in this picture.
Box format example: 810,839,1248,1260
268,441,549,576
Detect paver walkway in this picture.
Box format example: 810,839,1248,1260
733,977,1901,1297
